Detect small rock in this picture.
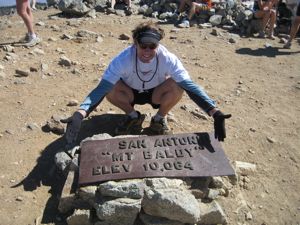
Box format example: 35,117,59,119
15,69,30,77
59,56,72,67
48,37,57,42
211,29,219,36
67,99,79,106
266,136,276,143
16,196,23,201
32,48,45,55
30,67,38,72
229,37,237,43
0,72,6,80
36,21,45,26
41,63,48,72
248,149,255,154
199,23,212,29
2,45,14,52
119,33,131,40
97,36,104,43
265,42,272,48
246,211,253,220
27,123,39,130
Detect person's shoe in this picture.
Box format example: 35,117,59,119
107,7,116,14
20,33,30,43
115,111,146,135
267,34,276,40
177,19,190,28
267,31,276,40
25,36,41,47
258,31,265,38
148,117,172,135
283,41,291,49
125,6,132,16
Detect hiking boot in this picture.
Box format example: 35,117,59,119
25,36,41,47
177,19,190,28
148,117,172,135
115,111,146,135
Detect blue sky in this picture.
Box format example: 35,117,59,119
0,0,47,7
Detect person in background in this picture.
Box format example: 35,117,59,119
31,0,37,10
110,0,132,15
16,0,40,46
176,0,212,28
284,0,300,48
253,0,278,39
61,21,231,148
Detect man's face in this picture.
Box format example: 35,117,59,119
136,42,158,63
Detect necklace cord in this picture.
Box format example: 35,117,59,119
135,50,159,90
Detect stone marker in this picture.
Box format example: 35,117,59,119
79,132,234,185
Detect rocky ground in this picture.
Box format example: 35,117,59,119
0,7,299,225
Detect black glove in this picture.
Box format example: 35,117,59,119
61,111,84,146
213,110,231,142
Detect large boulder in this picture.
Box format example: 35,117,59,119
58,0,91,16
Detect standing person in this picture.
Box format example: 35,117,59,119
16,0,40,46
61,21,231,147
110,0,132,15
176,0,212,28
31,0,37,10
253,0,278,39
284,1,300,48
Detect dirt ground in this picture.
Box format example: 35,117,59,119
0,7,299,225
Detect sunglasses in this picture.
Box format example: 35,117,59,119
138,43,158,50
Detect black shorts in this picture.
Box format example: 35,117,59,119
131,88,160,109
297,2,300,16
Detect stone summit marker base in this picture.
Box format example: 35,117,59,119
79,132,234,186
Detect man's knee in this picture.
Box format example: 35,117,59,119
106,80,133,100
17,8,25,16
163,79,184,96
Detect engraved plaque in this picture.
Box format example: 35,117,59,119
78,132,234,186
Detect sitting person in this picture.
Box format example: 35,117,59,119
253,0,278,39
110,0,132,15
284,0,300,48
176,0,212,28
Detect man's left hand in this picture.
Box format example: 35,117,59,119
213,110,231,142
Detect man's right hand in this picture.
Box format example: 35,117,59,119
61,111,84,146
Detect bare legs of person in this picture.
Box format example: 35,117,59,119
177,0,193,28
177,0,210,28
106,80,135,115
110,0,132,14
152,78,184,117
31,0,37,10
284,15,300,48
16,0,40,46
106,79,184,134
254,9,276,39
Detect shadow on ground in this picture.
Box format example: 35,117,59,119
11,113,125,225
235,46,300,57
